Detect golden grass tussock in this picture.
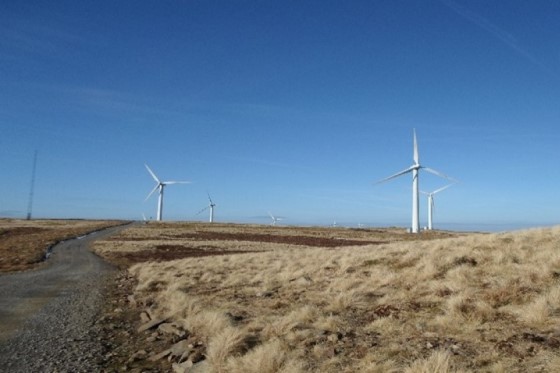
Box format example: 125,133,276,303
261,305,318,340
403,350,455,373
185,310,233,343
514,286,560,328
225,339,303,373
96,222,560,372
206,326,250,370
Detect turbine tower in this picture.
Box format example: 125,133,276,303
421,184,454,230
376,129,454,233
196,193,216,223
145,164,190,221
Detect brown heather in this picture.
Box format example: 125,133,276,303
95,222,560,372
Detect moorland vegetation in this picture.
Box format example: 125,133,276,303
95,222,560,372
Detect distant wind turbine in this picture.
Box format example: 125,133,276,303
268,212,283,226
144,164,191,221
421,184,455,230
196,193,216,223
375,129,455,233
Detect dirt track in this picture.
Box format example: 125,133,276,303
0,224,130,372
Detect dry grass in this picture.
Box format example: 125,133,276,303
0,218,126,272
94,222,457,268
96,222,560,372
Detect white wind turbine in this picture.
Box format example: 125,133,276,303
196,193,216,223
268,212,283,226
421,183,455,230
144,164,191,221
376,129,454,233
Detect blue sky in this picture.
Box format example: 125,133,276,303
1,0,559,231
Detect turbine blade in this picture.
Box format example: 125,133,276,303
163,181,191,185
145,184,159,201
422,167,456,181
413,129,419,164
433,183,454,194
207,192,213,204
374,165,415,184
196,206,209,215
145,164,161,183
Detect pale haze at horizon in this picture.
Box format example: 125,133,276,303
1,1,559,232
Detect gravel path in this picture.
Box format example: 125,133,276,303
0,224,130,372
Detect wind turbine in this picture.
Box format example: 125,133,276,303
268,212,283,226
375,129,454,233
144,164,191,221
196,193,216,223
421,184,454,230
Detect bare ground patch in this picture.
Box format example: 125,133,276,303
144,231,385,247
103,244,260,268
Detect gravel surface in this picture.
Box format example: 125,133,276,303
0,224,130,372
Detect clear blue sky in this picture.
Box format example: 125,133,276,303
1,0,559,231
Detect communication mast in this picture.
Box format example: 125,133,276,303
26,150,38,220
